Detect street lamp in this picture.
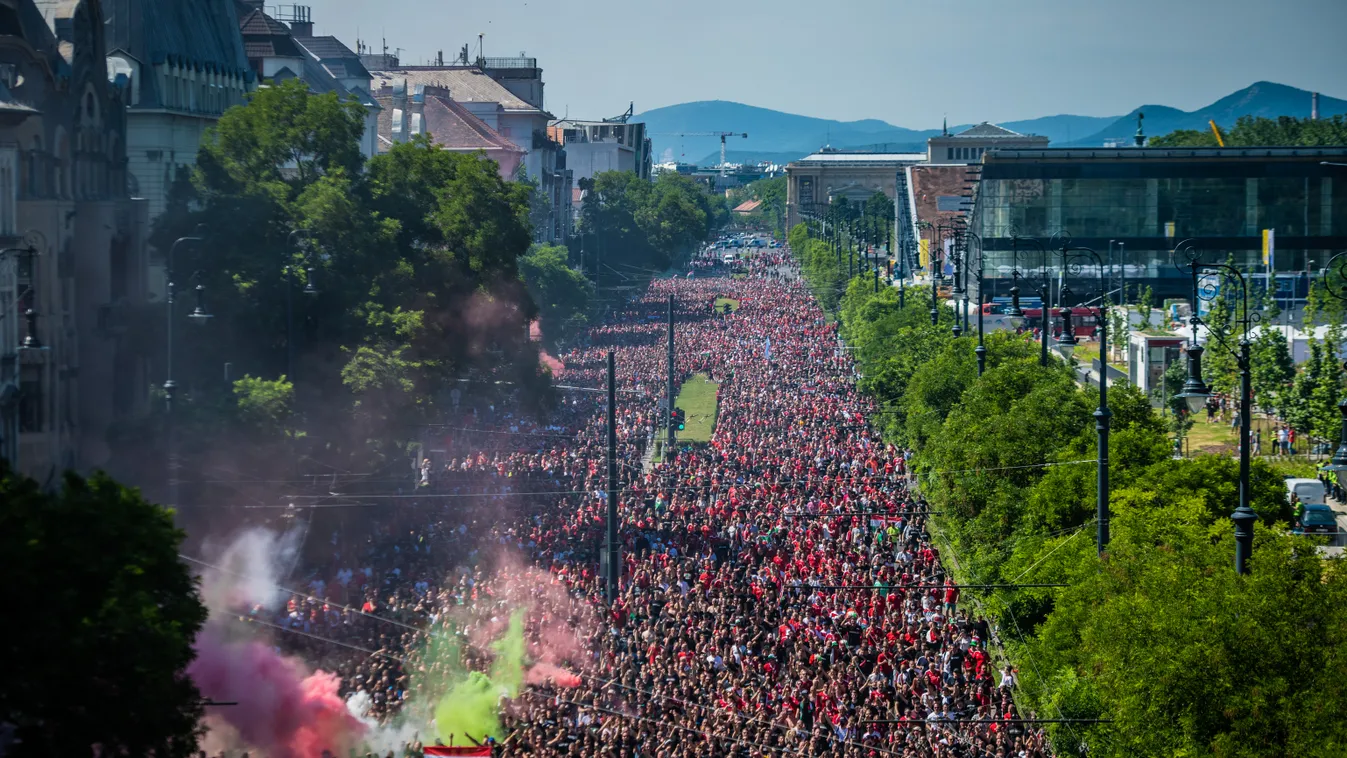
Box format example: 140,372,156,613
965,231,987,376
1009,234,1052,366
1173,238,1259,575
1056,240,1112,554
164,233,207,509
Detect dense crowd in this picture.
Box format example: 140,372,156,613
238,242,1047,757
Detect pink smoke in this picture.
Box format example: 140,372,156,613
525,662,581,688
539,350,565,376
189,625,366,758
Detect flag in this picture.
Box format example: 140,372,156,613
764,337,772,361
424,748,492,756
1262,228,1275,269
919,239,930,267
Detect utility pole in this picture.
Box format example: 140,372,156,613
666,294,675,451
605,350,619,604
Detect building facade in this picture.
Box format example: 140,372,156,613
785,149,925,228
553,118,652,185
104,0,253,221
235,2,381,159
369,62,571,242
968,147,1347,302
926,122,1049,164
376,79,525,179
4,0,150,479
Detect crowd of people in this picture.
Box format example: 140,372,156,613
235,241,1048,757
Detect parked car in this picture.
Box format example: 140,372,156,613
1295,504,1338,535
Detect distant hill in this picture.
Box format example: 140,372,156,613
638,100,938,164
640,82,1346,168
1067,81,1347,146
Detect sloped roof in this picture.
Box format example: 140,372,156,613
369,67,540,113
733,199,763,213
951,122,1025,139
374,86,524,154
103,0,249,80
295,35,372,81
237,6,291,36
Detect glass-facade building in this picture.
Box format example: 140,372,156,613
968,147,1347,301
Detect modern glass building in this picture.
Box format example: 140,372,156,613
967,147,1347,302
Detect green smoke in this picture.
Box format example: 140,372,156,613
431,610,528,745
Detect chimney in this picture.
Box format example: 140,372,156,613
391,78,408,143
285,5,313,36
1312,92,1320,120
410,84,425,137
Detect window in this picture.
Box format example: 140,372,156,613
947,147,953,160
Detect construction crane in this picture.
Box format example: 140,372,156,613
656,132,748,175
1209,120,1226,147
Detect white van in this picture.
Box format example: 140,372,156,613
1286,478,1327,506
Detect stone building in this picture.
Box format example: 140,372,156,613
368,61,571,243
925,122,1049,164
2,0,150,479
103,0,253,222
784,148,925,228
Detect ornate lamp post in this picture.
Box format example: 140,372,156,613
1172,239,1260,575
164,234,212,509
1006,234,1052,367
1052,236,1112,555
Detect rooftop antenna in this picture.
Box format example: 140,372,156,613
942,116,948,136
477,32,484,66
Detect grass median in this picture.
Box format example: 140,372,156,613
673,373,719,443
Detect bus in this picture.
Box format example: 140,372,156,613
981,302,1102,338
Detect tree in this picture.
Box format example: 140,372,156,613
1137,285,1155,330
149,83,549,471
1249,325,1295,416
1150,114,1347,148
0,464,208,757
519,243,594,346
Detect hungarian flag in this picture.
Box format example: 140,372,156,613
424,748,492,756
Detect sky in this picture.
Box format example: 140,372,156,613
307,0,1347,128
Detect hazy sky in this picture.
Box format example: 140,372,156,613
307,0,1347,127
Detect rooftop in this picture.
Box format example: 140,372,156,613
944,122,1031,139
791,150,926,165
984,146,1347,161
369,67,542,113
375,85,524,154
102,0,249,76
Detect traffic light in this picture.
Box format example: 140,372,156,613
672,407,686,431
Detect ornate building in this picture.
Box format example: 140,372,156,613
2,0,150,480
104,0,252,221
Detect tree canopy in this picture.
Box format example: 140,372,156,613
790,219,1346,757
0,464,207,757
1150,114,1347,147
579,171,728,274
149,80,551,472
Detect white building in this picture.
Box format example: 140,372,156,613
553,118,652,185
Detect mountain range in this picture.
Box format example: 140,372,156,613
635,82,1347,167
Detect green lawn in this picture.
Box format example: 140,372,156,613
715,297,740,313
673,373,719,443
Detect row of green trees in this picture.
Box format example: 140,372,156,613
577,170,729,275
794,224,1347,757
1150,114,1347,147
727,175,786,234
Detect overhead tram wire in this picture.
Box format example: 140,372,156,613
179,554,423,633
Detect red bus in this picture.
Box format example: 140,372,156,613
981,303,1102,338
